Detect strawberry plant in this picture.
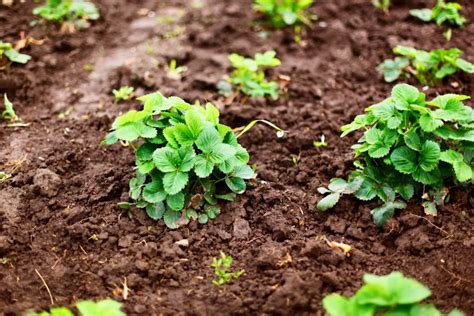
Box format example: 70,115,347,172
323,272,464,316
228,50,281,99
253,0,314,28
0,41,31,67
33,0,100,31
410,0,466,40
372,0,390,13
377,46,474,85
212,252,245,286
27,299,125,316
113,86,134,102
317,84,474,226
103,92,255,229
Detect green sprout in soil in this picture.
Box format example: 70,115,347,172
317,84,474,226
2,94,19,122
0,171,10,184
33,0,100,32
410,0,466,40
372,0,390,13
313,134,327,148
253,0,315,28
323,272,464,316
27,299,125,316
0,41,31,67
377,46,474,85
102,92,256,229
113,86,134,102
167,59,187,79
212,252,245,286
227,50,281,99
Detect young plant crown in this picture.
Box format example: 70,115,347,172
228,50,281,99
103,92,255,229
0,41,31,67
212,252,245,286
377,46,474,85
27,299,125,316
113,86,134,102
253,0,314,28
410,0,466,39
323,272,464,316
317,84,474,226
33,0,100,31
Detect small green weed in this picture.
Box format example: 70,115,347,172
253,0,315,28
212,252,245,286
0,41,31,66
27,299,125,316
372,0,390,13
113,86,134,102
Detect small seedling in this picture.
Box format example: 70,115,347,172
317,84,474,226
313,134,327,148
372,0,390,13
323,272,464,316
227,50,281,99
378,46,474,85
33,0,100,32
26,299,125,316
0,172,11,184
0,41,31,67
2,94,19,122
113,86,134,102
410,0,466,40
0,257,9,264
103,92,256,229
167,59,187,79
253,0,315,28
212,252,244,286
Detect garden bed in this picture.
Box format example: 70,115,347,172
0,0,473,314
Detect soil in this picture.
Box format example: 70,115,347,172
1,0,474,315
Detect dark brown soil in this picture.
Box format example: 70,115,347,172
1,0,473,315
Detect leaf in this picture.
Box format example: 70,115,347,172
166,192,185,211
322,294,350,316
453,161,472,182
456,58,474,73
142,180,167,203
208,143,236,164
410,8,433,21
412,168,441,185
327,178,349,193
163,171,189,195
173,123,195,146
225,176,246,193
422,201,438,216
194,155,214,178
404,128,421,151
198,214,208,224
371,201,406,226
136,143,156,162
355,178,378,201
196,126,222,153
396,183,415,200
177,146,196,172
146,202,166,220
4,48,31,64
391,146,417,174
233,164,255,179
368,143,391,158
205,205,220,219
419,140,440,172
153,147,179,172
419,114,443,132
163,209,181,229
317,193,341,211
76,299,125,316
392,83,420,104
185,109,205,138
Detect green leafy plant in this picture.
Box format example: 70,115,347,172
410,0,466,40
377,46,474,85
103,92,256,229
317,84,474,226
372,0,390,13
212,251,245,286
27,299,125,316
323,272,464,316
0,41,31,67
253,0,315,28
228,50,281,99
112,86,134,102
2,94,19,122
33,0,100,31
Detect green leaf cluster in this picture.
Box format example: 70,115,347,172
0,41,31,65
228,50,281,99
212,251,245,286
253,0,314,28
410,0,466,27
27,299,125,316
323,272,464,316
103,92,255,229
112,86,134,102
33,0,100,30
377,46,474,85
318,84,474,226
